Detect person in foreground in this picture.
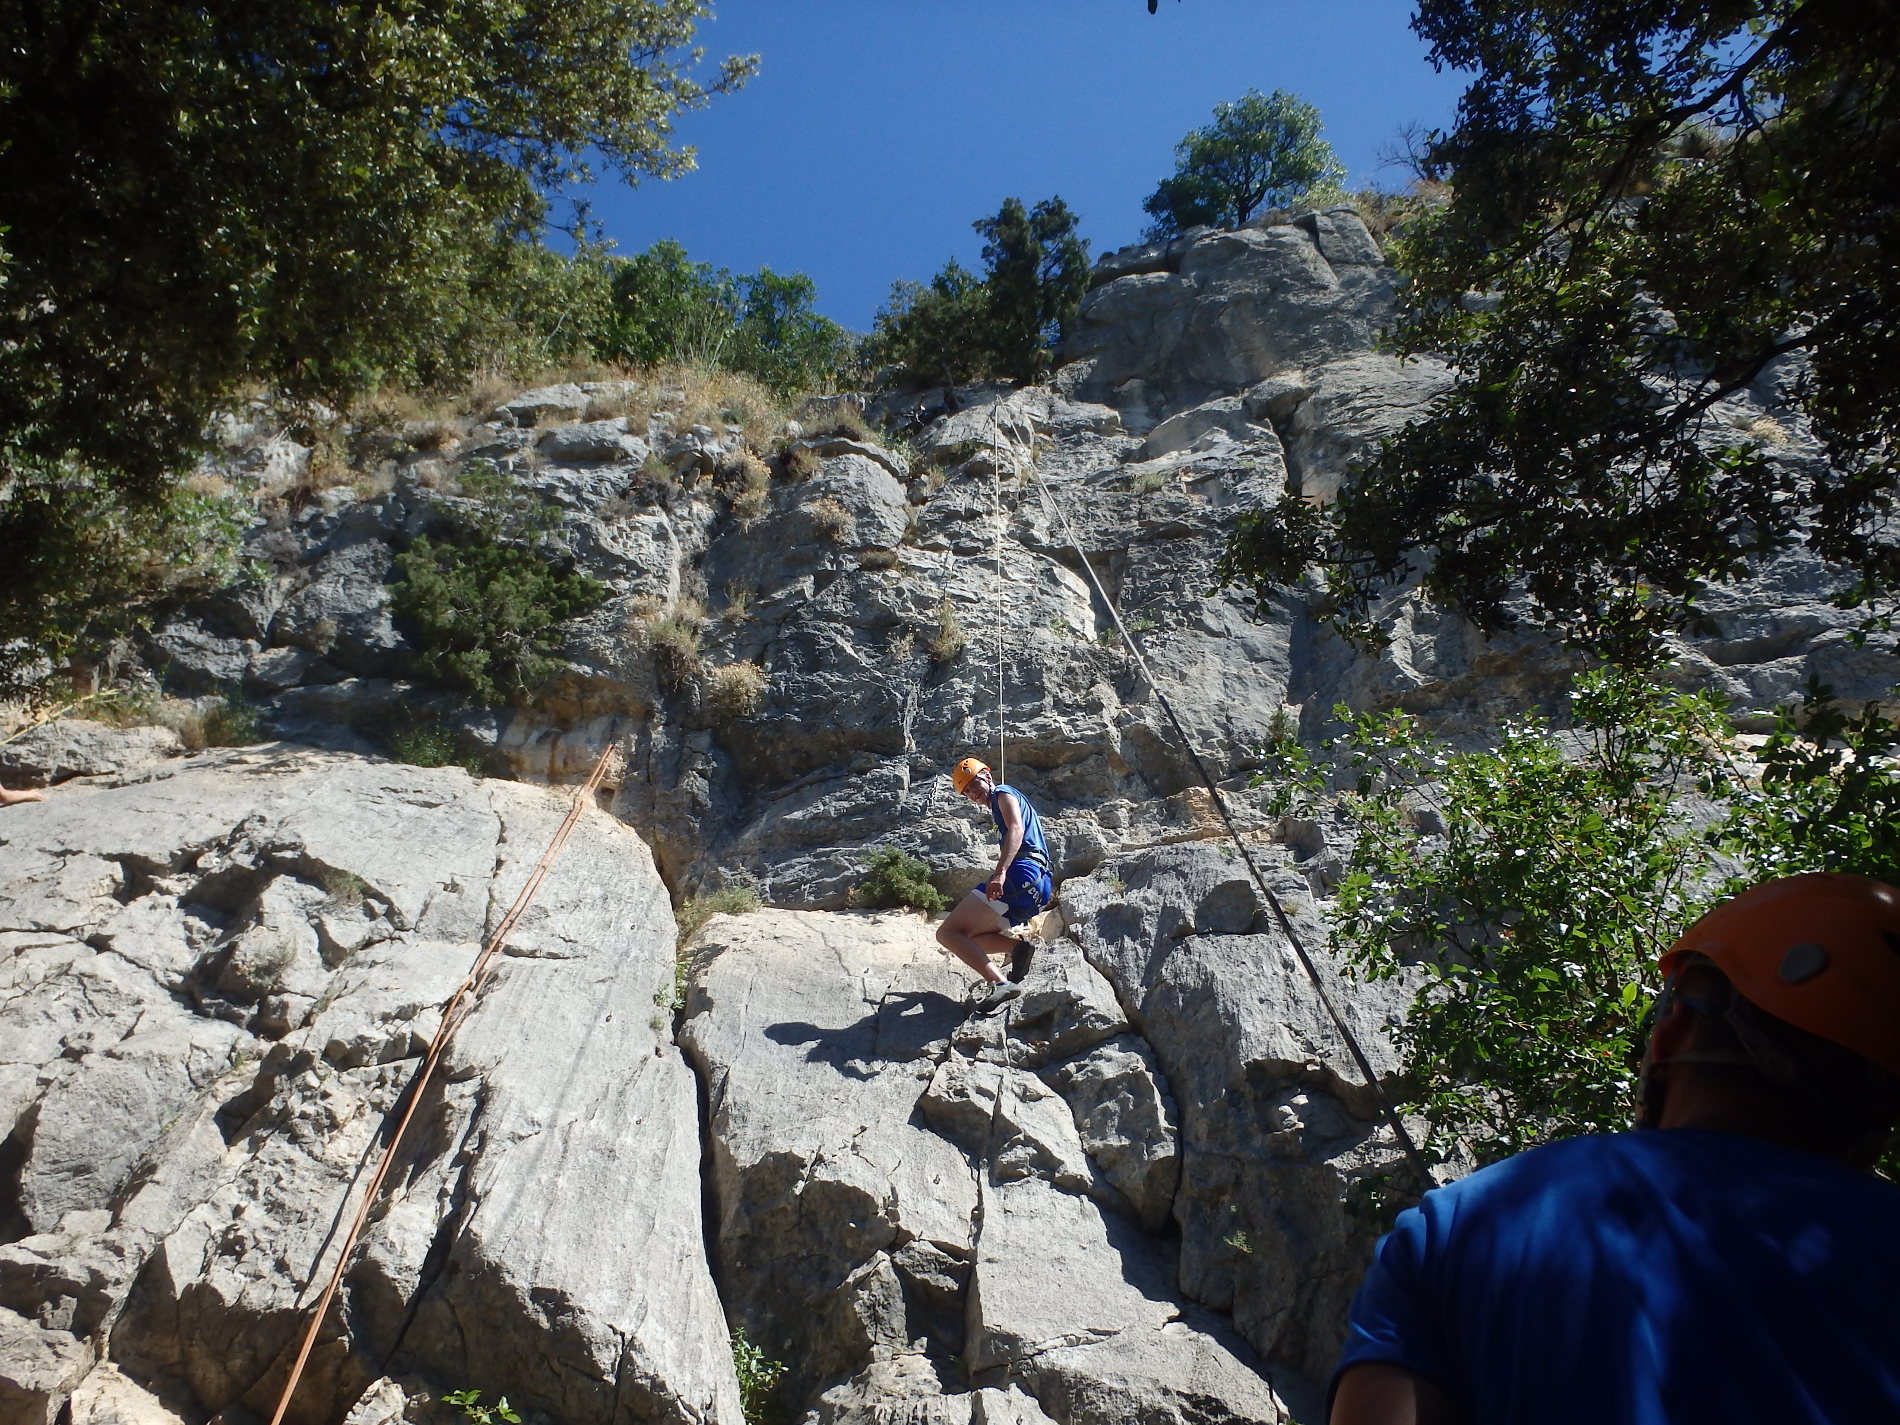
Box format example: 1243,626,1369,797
934,757,1054,1013
0,785,47,806
1330,872,1900,1425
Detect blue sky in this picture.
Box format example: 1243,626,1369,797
575,1,1471,331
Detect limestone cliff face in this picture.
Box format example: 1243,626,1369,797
3,207,1891,1425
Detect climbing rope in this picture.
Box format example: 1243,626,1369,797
1023,470,1435,1189
988,395,1010,789
267,740,623,1425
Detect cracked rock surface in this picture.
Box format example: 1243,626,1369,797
1,748,734,1425
678,903,1391,1424
7,203,1898,1425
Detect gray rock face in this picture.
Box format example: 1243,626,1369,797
1277,354,1452,503
1062,211,1397,426
537,417,648,465
0,749,737,1425
0,720,185,788
1059,845,1414,1385
680,908,1295,1425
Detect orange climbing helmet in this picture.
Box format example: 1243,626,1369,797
1659,873,1900,1078
951,757,991,794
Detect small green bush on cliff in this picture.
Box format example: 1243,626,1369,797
851,847,947,916
730,1327,786,1425
391,466,605,706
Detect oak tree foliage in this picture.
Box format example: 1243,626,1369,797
1220,0,1900,662
1142,89,1345,237
1266,668,1900,1174
599,240,852,394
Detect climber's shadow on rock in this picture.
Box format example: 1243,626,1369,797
766,990,964,1079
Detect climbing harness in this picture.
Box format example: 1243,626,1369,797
267,741,623,1425
963,422,1433,1189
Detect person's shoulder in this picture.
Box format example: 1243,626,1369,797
1419,1133,1638,1214
1429,1130,1900,1219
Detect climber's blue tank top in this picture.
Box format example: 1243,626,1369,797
989,784,1048,868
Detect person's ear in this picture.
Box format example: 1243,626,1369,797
1648,989,1698,1069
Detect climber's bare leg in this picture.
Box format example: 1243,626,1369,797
935,891,1016,983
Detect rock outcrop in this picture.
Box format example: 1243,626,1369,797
678,905,1349,1425
2,749,733,1425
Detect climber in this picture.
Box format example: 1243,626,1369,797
0,785,46,806
935,757,1054,1012
1329,872,1900,1425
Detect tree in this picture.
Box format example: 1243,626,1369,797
599,242,851,393
976,198,1092,383
601,240,742,369
1219,1,1900,662
866,197,1091,389
864,262,995,393
1264,668,1900,1176
1142,89,1345,237
0,0,751,698
728,269,856,396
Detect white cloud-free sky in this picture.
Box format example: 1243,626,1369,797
574,0,1471,329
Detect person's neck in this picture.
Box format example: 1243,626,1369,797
1657,1070,1858,1165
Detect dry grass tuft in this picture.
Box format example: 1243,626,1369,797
706,661,769,720
648,617,703,689
927,599,965,663
722,579,756,624
795,398,872,443
808,496,854,543
719,451,773,526
628,595,706,691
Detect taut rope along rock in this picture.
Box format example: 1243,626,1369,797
944,388,1428,1186
1025,465,1433,1189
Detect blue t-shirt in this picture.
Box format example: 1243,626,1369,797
989,783,1048,867
1336,1130,1900,1425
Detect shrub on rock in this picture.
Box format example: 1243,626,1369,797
851,847,947,916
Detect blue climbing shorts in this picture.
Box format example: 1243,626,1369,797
979,859,1054,927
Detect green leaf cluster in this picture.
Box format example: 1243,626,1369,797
1267,668,1900,1169
0,460,248,701
1142,89,1345,237
851,847,948,917
0,0,751,489
1221,3,1900,659
730,1327,787,1425
599,240,854,395
390,469,606,707
441,1389,519,1425
865,197,1090,389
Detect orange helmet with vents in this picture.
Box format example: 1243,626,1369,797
951,757,990,794
1659,873,1900,1078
